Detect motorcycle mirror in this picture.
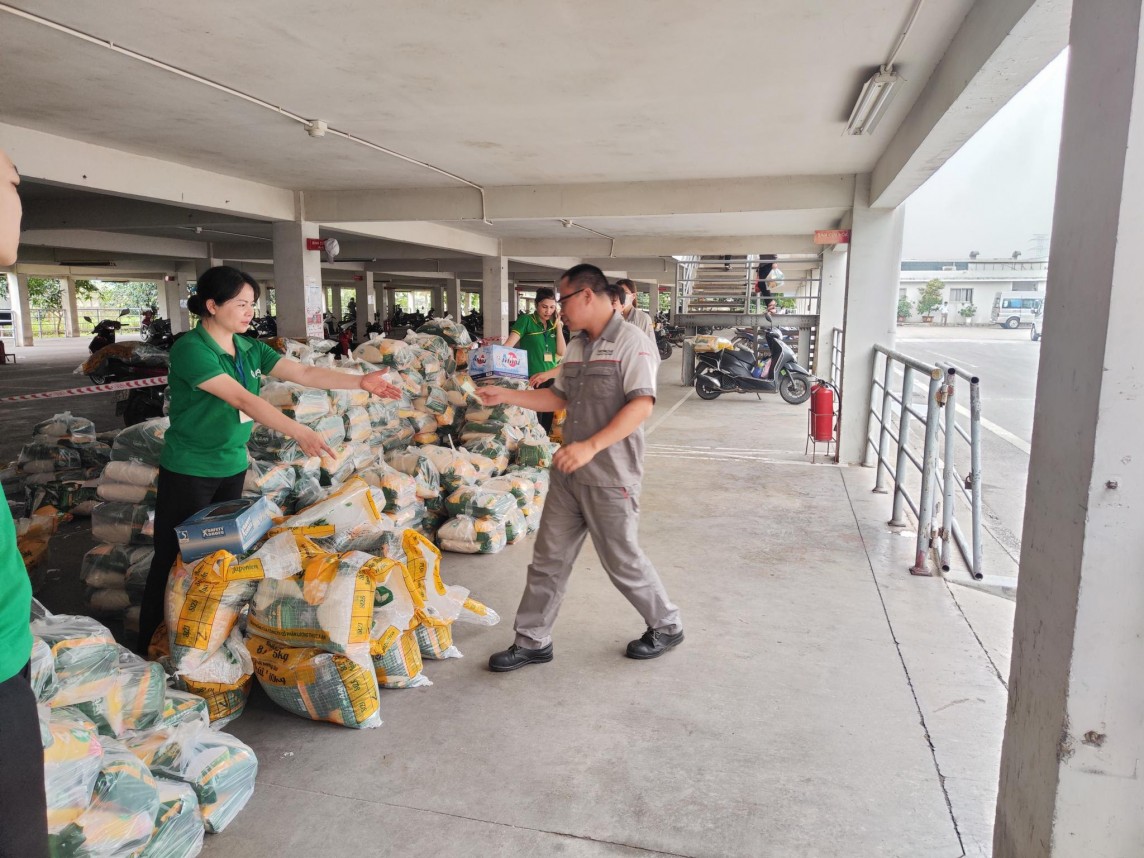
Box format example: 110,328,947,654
83,316,92,323
119,308,131,316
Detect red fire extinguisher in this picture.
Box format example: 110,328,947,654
811,382,835,442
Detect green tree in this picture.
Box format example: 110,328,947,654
916,278,945,317
897,295,914,320
102,280,158,311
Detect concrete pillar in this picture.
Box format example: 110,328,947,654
446,276,462,320
256,284,269,315
670,283,680,321
838,174,904,464
59,276,79,338
355,275,371,341
154,278,171,321
172,265,194,333
11,273,34,346
994,3,1144,855
375,282,388,324
814,249,849,379
272,221,322,339
482,256,510,341
330,286,342,319
193,256,222,279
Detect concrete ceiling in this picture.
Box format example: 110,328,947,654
1,0,975,189
0,0,1069,276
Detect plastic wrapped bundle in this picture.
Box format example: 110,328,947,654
78,442,114,471
95,479,155,505
31,636,59,702
515,440,559,469
318,444,355,487
371,628,430,689
417,444,479,493
18,440,83,474
504,507,528,544
445,485,517,521
462,437,510,474
249,414,346,461
408,411,437,436
91,502,154,546
34,412,98,444
289,458,323,512
82,544,153,590
102,460,159,489
374,422,415,452
247,635,381,729
41,708,104,834
74,650,166,738
342,406,372,443
144,778,205,858
355,463,416,513
522,504,543,533
385,448,441,499
16,510,58,585
366,398,402,429
352,336,417,369
406,330,455,366
482,474,536,509
248,550,384,654
509,465,551,505
31,614,120,708
110,418,169,467
260,380,331,423
438,516,507,554
457,595,501,627
416,317,472,347
166,533,301,673
152,688,210,732
244,458,296,497
129,722,257,834
466,451,499,482
49,738,159,858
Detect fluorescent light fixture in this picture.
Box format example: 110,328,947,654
845,66,902,136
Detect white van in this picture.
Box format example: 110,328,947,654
991,291,1044,329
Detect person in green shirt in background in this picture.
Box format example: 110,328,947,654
135,266,403,655
0,148,50,858
504,287,566,434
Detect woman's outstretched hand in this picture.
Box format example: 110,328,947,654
359,372,404,399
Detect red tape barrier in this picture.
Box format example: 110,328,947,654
0,375,168,403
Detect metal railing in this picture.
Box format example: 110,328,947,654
866,346,984,579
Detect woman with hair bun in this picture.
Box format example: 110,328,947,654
135,266,402,654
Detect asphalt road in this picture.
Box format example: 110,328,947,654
894,325,1040,572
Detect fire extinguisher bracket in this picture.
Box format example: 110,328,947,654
805,380,840,464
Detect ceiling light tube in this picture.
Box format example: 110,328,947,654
845,66,902,136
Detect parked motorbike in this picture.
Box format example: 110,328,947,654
693,326,813,404
85,309,131,354
245,314,278,339
86,356,167,426
655,312,685,347
140,316,174,349
462,309,484,340
653,318,672,360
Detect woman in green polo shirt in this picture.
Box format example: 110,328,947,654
505,287,566,433
136,266,402,654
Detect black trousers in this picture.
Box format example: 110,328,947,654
136,466,246,655
536,378,556,435
0,662,49,858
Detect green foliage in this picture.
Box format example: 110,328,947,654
958,304,977,318
776,297,797,311
101,280,158,311
916,278,945,317
897,296,914,319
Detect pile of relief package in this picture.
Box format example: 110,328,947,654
31,604,256,858
2,412,112,516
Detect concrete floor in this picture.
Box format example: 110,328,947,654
2,339,1014,857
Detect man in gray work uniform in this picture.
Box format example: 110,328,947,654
479,264,683,671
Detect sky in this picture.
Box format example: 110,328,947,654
901,50,1069,261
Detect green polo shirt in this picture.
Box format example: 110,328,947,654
510,313,560,376
160,326,281,478
0,500,32,683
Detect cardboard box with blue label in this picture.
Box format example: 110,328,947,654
469,345,529,380
176,496,276,563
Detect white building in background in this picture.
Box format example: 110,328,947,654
898,256,1049,324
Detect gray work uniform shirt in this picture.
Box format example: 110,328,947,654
552,311,658,487
624,306,656,344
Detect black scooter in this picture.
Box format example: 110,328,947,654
694,326,813,404
653,319,673,360
85,309,131,354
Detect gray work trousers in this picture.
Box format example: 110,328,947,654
514,470,682,648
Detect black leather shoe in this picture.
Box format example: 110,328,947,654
488,643,553,672
625,627,684,660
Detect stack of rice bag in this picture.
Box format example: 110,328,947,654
7,412,108,515
14,508,59,592
31,609,257,857
83,420,169,629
